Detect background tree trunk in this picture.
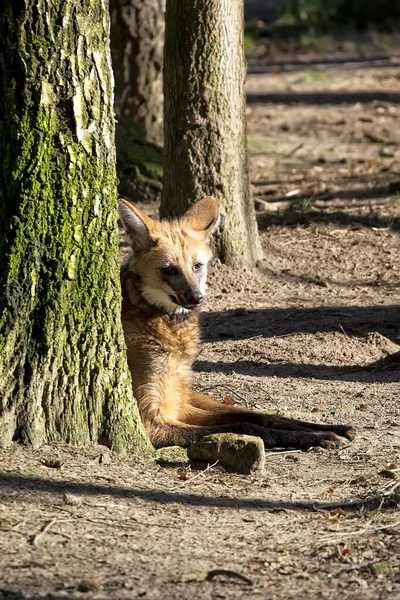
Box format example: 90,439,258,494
115,119,163,203
160,0,262,267
110,0,165,145
0,0,153,455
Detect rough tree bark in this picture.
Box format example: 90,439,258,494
110,0,165,145
0,0,153,455
160,0,262,267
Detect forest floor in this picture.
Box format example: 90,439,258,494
1,48,400,600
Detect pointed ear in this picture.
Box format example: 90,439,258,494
181,197,221,240
118,199,156,251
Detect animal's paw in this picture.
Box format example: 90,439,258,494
337,425,356,441
312,431,345,450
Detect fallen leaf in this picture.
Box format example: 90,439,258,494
385,463,398,470
341,545,350,556
176,467,191,480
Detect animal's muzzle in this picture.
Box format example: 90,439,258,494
181,288,203,309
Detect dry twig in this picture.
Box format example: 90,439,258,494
198,384,250,407
175,461,219,486
317,520,400,547
30,518,72,547
314,481,400,512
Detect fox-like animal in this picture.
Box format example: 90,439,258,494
119,197,355,450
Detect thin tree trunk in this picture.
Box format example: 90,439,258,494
0,0,153,455
110,0,165,145
161,0,262,267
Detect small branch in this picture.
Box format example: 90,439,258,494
314,481,400,512
77,515,176,530
182,568,253,585
198,384,250,407
317,520,400,547
205,569,253,585
284,142,304,157
30,518,72,547
176,461,219,485
0,527,28,538
265,449,303,458
49,506,176,530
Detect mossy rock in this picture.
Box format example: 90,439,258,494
115,119,163,203
187,433,265,474
155,446,189,466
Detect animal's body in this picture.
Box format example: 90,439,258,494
119,197,355,450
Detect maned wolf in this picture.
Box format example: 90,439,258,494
119,197,355,450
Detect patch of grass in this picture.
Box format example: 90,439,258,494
244,31,260,57
275,11,297,27
370,562,396,578
279,157,305,167
247,136,277,155
299,195,318,212
300,31,333,50
368,29,397,49
301,69,328,82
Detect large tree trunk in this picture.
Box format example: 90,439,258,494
160,0,262,267
0,0,153,455
110,0,165,145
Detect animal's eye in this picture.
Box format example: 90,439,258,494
193,262,203,272
161,264,178,277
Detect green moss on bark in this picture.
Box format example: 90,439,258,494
0,0,153,456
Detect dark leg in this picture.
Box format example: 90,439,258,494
149,421,346,451
188,393,355,441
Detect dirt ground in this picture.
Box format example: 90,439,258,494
1,50,400,600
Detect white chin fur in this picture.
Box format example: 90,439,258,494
142,287,190,315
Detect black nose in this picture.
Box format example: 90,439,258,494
183,289,203,306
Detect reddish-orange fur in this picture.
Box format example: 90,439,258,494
119,198,355,450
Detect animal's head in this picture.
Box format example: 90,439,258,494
119,197,220,313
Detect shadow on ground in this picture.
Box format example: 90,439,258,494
257,205,400,232
247,91,400,105
0,472,319,512
261,267,400,291
197,305,400,383
194,357,400,383
247,55,398,74
200,305,400,341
